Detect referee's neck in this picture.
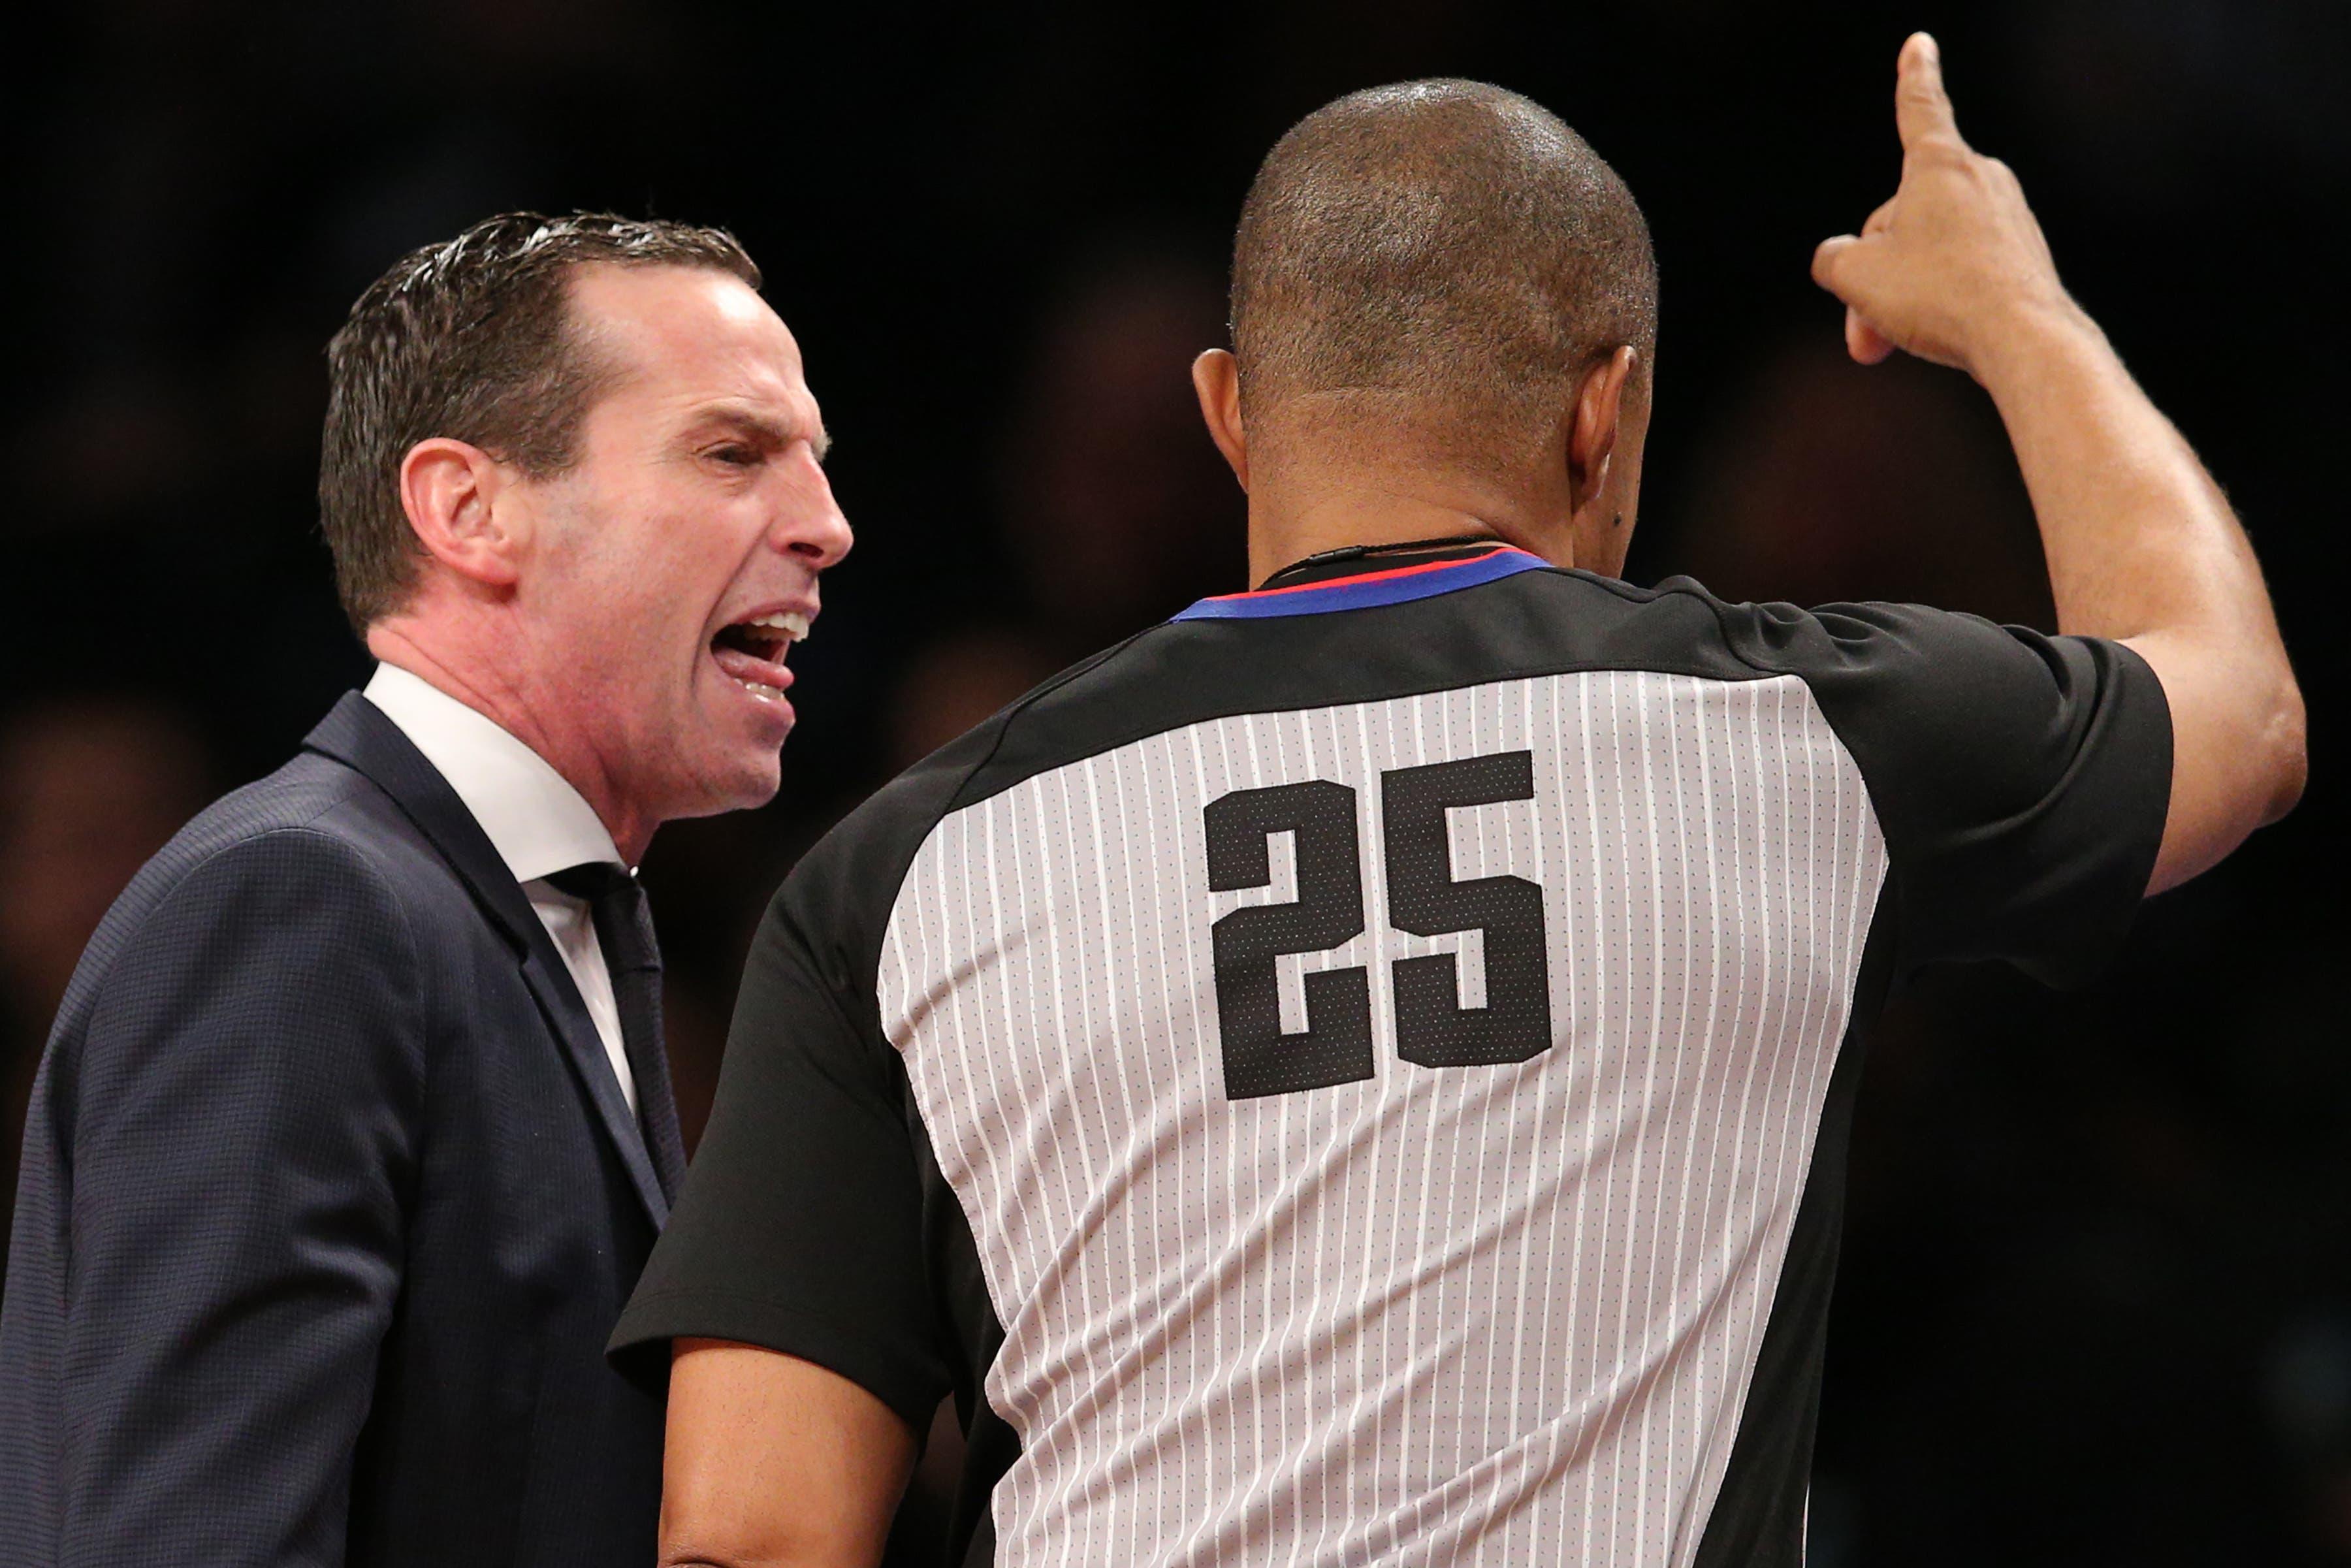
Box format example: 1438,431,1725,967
1243,478,1570,589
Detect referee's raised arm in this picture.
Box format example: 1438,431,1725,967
1812,32,2307,895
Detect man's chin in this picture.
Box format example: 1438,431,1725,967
660,743,789,827
718,747,788,812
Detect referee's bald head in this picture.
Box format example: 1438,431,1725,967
1230,80,1657,475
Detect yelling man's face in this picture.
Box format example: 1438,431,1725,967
500,263,852,832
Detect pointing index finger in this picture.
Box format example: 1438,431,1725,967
1894,31,1962,152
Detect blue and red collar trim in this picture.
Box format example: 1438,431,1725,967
1172,545,1550,622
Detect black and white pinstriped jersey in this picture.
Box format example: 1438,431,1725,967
613,541,2172,1567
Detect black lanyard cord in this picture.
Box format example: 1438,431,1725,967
1257,531,1505,591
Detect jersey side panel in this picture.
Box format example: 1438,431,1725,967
878,669,1887,1567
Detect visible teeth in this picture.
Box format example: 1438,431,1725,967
744,611,810,642
733,677,786,702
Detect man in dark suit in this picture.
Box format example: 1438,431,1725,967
0,211,850,1567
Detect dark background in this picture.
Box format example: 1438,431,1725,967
3,1,2344,1561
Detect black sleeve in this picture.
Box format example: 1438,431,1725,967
608,882,950,1430
56,829,424,1566
1707,590,2173,987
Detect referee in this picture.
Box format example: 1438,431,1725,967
615,37,2303,1567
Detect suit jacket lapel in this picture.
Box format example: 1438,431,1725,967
304,692,671,1228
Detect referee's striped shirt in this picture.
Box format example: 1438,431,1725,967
614,540,2171,1567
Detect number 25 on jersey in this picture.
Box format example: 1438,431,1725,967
1202,749,1552,1102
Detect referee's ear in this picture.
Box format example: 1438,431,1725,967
1193,349,1249,490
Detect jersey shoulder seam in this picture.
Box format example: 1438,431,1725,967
939,622,1177,815
857,624,1177,1038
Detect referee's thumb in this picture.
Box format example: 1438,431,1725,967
1811,233,1864,299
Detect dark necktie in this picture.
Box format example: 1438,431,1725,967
546,863,688,1202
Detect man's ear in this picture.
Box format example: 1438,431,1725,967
1192,349,1249,490
398,438,526,590
1568,346,1639,517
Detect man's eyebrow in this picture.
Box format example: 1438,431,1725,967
692,404,830,460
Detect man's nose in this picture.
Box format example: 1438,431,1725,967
775,460,854,569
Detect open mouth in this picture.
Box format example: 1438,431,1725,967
710,610,810,703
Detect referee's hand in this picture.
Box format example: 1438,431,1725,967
1812,33,2077,378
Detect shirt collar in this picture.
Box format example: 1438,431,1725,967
362,663,623,884
1173,542,1548,623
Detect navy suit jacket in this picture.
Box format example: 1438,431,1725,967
0,693,682,1567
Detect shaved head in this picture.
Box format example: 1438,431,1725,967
1231,80,1657,475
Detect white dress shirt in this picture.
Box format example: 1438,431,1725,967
363,664,638,1113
